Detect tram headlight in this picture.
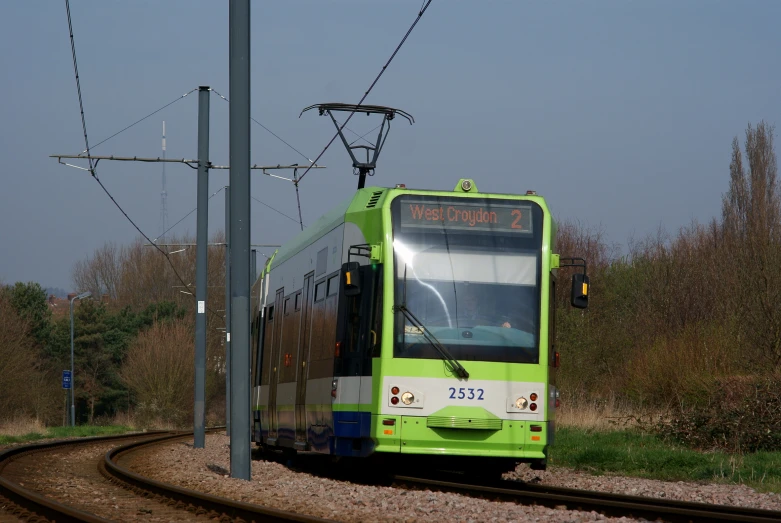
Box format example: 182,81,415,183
401,392,415,405
514,397,528,410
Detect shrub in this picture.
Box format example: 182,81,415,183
121,319,195,427
657,374,781,453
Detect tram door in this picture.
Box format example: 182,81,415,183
294,273,314,448
268,288,284,440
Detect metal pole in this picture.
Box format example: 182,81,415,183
229,0,251,481
251,249,257,283
225,185,231,437
194,85,211,449
69,298,75,427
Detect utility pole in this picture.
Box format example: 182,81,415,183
224,185,231,437
53,92,320,456
229,0,252,481
69,291,91,426
194,86,210,449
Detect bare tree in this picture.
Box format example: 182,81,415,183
73,241,123,300
121,319,195,427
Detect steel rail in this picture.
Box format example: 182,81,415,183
0,431,171,522
102,432,334,523
392,474,781,523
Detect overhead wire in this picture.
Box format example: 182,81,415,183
153,186,225,242
211,88,314,231
251,196,300,224
84,88,198,154
63,0,220,320
210,88,317,166
296,0,434,185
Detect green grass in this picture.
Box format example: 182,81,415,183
552,427,781,493
0,425,132,446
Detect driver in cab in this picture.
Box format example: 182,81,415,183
457,292,512,328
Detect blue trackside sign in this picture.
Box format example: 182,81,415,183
62,370,72,389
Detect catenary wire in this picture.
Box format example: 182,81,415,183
210,88,317,165
296,0,433,185
63,1,219,319
251,196,300,224
213,86,371,232
65,0,94,173
211,87,373,162
153,186,225,242
85,88,198,154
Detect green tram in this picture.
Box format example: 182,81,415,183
250,178,587,473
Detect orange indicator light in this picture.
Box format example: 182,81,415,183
383,429,394,435
530,393,538,401
391,386,400,395
531,435,541,441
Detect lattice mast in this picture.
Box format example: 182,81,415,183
158,121,169,240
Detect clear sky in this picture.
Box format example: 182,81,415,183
1,1,779,290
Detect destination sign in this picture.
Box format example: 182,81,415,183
400,199,533,234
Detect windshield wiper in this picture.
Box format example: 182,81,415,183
394,304,469,379
394,264,469,379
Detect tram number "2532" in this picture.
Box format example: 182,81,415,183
448,387,485,400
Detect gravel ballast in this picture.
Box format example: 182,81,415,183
128,433,781,522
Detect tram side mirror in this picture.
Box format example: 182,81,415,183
571,273,589,309
345,268,361,297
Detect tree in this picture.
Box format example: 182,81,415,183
46,298,188,423
721,121,781,367
3,281,52,347
0,294,59,422
121,319,195,427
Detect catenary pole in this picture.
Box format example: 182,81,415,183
224,185,231,437
229,0,251,480
194,86,210,449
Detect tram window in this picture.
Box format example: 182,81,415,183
314,281,326,302
284,297,291,316
295,292,301,311
327,274,339,296
267,306,274,321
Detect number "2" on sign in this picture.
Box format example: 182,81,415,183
511,209,523,229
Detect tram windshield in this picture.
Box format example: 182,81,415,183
391,195,543,364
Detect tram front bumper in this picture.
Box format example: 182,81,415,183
372,414,548,459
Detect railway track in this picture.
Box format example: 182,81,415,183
4,430,781,522
0,430,332,523
391,472,781,523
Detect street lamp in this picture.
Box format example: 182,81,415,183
69,291,91,427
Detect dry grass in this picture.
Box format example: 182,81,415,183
557,394,657,432
0,417,47,437
108,410,139,430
